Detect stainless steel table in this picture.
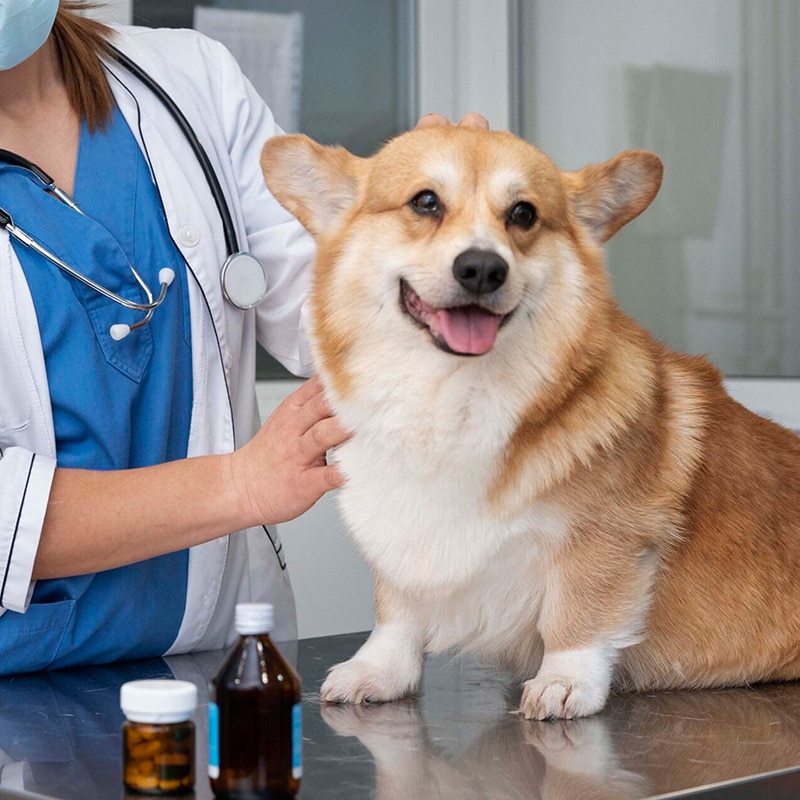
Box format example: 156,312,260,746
0,632,798,799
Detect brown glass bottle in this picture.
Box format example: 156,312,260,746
209,603,302,800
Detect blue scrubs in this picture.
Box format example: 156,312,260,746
1,105,194,673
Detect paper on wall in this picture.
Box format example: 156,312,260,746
193,6,303,133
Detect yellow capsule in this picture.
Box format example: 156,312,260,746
130,740,162,759
139,759,156,775
131,775,159,790
155,753,189,766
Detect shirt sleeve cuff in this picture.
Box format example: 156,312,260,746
0,448,56,613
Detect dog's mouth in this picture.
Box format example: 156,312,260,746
399,280,509,356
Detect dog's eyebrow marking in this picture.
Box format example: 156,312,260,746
419,156,462,194
490,167,529,202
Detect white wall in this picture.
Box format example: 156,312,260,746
416,0,512,129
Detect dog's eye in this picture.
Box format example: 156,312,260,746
409,190,441,216
508,201,537,230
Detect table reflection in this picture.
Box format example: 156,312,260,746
317,681,800,800
0,659,173,800
0,634,798,800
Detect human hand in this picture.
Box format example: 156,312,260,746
228,375,350,526
414,112,490,130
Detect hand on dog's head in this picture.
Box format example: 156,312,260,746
415,112,490,130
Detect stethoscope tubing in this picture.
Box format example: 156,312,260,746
0,149,84,214
1,209,172,312
108,44,268,310
108,44,240,259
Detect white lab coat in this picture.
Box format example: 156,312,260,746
0,26,316,652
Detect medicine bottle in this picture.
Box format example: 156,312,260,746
209,602,302,799
120,679,197,795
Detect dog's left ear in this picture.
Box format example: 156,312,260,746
261,134,364,237
563,151,663,244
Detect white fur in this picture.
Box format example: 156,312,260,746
519,647,616,720
488,167,528,203
418,155,463,198
321,620,424,703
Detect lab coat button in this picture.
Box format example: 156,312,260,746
179,224,200,247
224,347,233,371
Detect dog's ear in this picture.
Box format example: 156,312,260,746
261,134,364,237
563,151,663,244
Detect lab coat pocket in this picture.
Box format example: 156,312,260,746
0,598,76,676
0,312,31,436
0,370,31,438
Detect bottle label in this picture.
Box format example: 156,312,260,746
292,701,302,779
208,702,220,779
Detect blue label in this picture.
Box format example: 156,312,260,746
208,702,220,778
292,702,302,779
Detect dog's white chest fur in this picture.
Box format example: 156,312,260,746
330,369,566,659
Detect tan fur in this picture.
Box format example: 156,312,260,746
261,125,800,713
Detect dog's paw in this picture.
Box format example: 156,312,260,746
518,675,607,720
320,658,417,704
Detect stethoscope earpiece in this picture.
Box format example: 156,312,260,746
109,324,131,341
107,267,178,339
159,267,176,287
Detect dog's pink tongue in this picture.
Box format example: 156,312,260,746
435,306,501,355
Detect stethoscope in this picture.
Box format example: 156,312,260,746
0,44,268,341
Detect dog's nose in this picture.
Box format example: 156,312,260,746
452,248,509,295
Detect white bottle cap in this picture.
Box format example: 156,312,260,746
235,602,274,635
120,679,198,724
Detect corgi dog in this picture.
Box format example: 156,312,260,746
260,126,800,719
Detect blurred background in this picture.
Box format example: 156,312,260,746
92,0,799,637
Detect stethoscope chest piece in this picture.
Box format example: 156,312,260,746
221,251,268,309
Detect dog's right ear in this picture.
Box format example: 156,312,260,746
261,135,364,237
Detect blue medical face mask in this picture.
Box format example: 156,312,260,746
0,0,59,70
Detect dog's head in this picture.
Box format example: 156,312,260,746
261,127,662,395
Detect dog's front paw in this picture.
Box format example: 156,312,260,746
320,658,417,704
519,675,607,720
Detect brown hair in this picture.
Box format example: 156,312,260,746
51,1,116,131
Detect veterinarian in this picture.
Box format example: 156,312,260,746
0,0,345,675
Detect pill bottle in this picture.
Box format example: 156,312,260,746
209,602,302,799
120,679,197,795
